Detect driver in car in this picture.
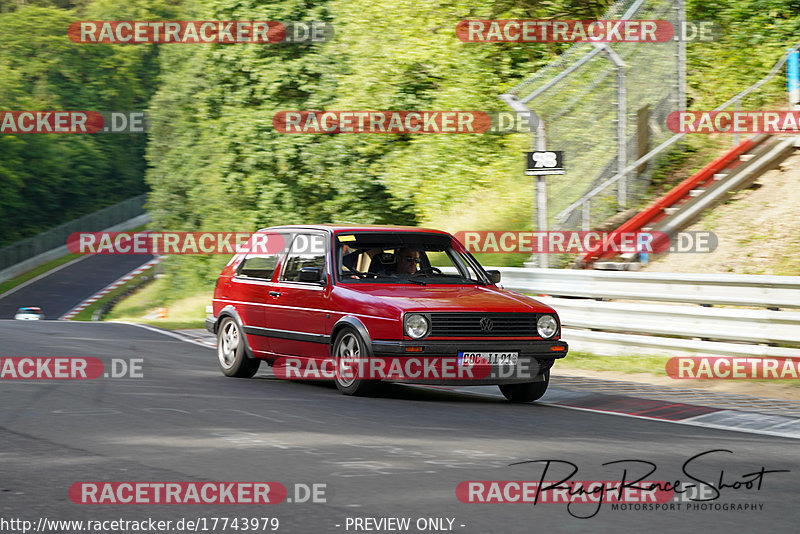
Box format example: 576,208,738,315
394,247,420,275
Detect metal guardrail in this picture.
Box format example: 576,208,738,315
488,267,800,358
0,194,147,271
497,267,800,309
491,267,800,356
562,328,800,358
540,297,800,346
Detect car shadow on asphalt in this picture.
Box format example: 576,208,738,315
250,374,510,404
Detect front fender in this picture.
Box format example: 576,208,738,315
331,316,373,357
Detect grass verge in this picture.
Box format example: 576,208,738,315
559,351,800,389
105,276,211,330
71,265,157,321
560,351,669,375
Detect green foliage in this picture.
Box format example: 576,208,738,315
145,0,616,291
6,0,800,294
0,1,174,246
686,0,800,109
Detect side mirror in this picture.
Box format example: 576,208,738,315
298,267,323,283
486,270,501,284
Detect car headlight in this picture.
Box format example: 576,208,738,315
405,314,430,339
537,314,558,338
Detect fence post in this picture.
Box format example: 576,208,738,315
535,120,549,268
593,43,627,209
498,94,548,268
616,62,627,209
582,201,590,231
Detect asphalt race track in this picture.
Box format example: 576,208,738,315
1,320,798,533
0,254,155,320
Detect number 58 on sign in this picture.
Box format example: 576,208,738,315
525,151,565,175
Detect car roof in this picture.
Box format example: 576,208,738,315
254,224,451,235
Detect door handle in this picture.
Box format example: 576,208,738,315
268,291,281,297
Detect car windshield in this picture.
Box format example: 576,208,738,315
335,232,488,285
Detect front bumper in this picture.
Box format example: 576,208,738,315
205,317,216,334
372,339,568,358
369,339,568,385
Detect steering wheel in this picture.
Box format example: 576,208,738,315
342,265,378,278
415,266,442,275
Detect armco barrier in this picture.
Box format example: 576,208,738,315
541,297,800,346
493,267,800,357
497,267,800,309
561,328,800,358
0,194,147,272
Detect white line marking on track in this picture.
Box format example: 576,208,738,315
108,321,215,349
416,384,800,441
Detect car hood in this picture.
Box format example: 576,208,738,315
344,285,555,314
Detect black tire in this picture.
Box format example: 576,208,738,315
499,372,549,403
331,327,378,396
217,317,260,378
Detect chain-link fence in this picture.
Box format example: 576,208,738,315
0,194,147,271
502,0,684,237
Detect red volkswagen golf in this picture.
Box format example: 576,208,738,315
207,225,567,402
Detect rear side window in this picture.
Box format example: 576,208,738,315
280,233,327,282
238,254,279,280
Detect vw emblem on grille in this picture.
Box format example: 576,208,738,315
479,317,494,332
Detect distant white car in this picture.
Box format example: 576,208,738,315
14,307,44,320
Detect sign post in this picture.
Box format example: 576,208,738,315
525,150,565,176
525,141,565,269
498,94,550,268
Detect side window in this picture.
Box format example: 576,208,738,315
280,233,327,282
238,254,279,280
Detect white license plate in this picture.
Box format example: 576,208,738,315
458,352,518,366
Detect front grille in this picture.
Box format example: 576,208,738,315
428,312,541,337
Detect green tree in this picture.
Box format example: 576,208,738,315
0,1,175,245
